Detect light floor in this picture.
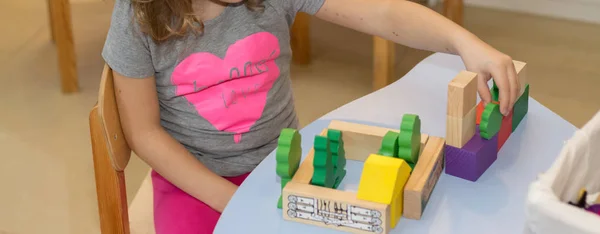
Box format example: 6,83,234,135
0,0,599,233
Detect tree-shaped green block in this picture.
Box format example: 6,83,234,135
311,135,335,188
378,131,399,157
398,114,421,164
480,103,502,140
275,128,301,208
328,129,346,189
491,80,499,102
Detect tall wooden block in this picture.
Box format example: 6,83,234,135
498,111,513,151
445,127,498,182
447,70,478,117
403,137,446,220
512,84,530,132
513,60,528,97
446,105,476,148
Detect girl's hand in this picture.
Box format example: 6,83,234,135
455,34,520,116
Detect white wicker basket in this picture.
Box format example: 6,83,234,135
524,110,600,234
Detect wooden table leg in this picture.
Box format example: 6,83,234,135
443,0,464,25
291,12,311,65
372,37,395,91
49,0,78,93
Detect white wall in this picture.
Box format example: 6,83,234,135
465,0,600,24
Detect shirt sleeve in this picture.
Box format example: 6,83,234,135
101,0,155,78
272,0,325,16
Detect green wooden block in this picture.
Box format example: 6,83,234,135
278,177,291,209
312,135,335,188
328,129,347,187
275,129,302,178
275,128,301,208
278,196,282,209
491,80,499,102
328,129,346,170
398,114,421,164
480,103,502,139
333,169,347,189
378,131,399,157
512,84,529,132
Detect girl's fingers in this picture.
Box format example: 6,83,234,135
506,62,520,111
477,72,492,106
490,67,511,116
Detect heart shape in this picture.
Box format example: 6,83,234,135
171,32,281,143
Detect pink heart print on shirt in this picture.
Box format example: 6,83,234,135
171,32,281,143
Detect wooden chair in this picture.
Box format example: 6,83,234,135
89,65,156,234
48,0,78,93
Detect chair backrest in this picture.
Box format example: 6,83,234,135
89,64,132,234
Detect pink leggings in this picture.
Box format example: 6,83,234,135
151,170,249,234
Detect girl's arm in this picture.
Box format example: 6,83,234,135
314,0,519,116
112,71,238,212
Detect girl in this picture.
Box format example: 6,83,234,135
102,0,520,233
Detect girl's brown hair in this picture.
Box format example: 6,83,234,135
132,0,264,43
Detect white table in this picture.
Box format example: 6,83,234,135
214,52,578,233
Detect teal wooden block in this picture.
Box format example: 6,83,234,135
512,84,530,132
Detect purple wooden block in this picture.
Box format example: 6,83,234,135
445,126,498,182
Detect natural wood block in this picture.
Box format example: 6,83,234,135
446,105,476,148
447,70,478,117
327,120,428,162
513,60,528,97
403,137,446,220
283,181,390,234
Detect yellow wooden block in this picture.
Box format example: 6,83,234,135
357,154,412,229
390,188,405,229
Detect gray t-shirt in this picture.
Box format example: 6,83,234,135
102,0,324,177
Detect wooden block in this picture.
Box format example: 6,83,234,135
291,129,328,184
513,60,528,97
276,128,302,208
497,111,513,151
357,154,412,228
357,154,412,205
446,105,476,148
445,128,498,182
480,102,502,140
327,129,347,189
512,84,530,132
491,80,499,102
276,129,302,178
312,136,335,188
403,137,446,220
327,120,428,162
378,131,399,157
398,114,421,164
447,70,478,117
283,182,390,234
476,101,484,125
